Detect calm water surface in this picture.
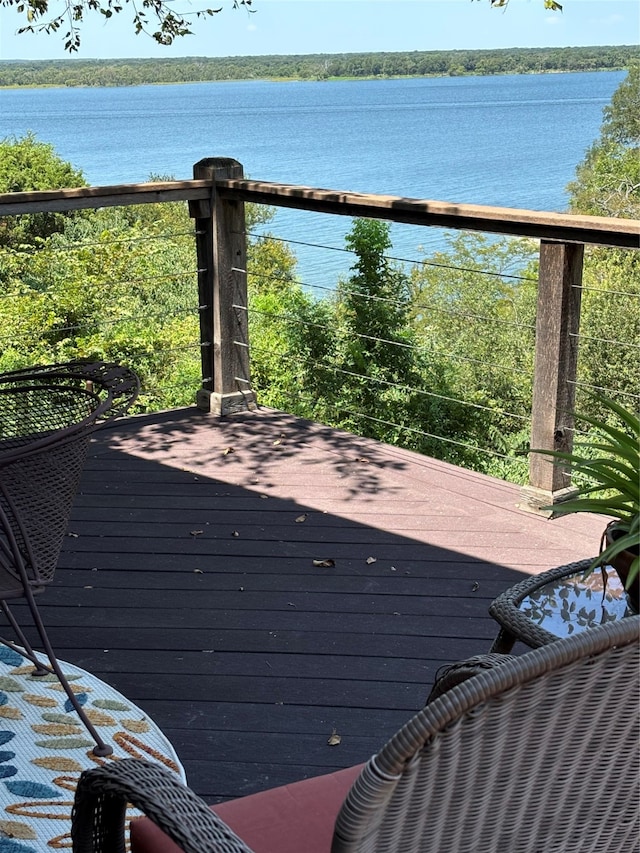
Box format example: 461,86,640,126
0,71,624,287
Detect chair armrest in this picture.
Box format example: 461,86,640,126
488,559,596,650
72,758,255,853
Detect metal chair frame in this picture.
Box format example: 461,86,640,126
0,360,138,756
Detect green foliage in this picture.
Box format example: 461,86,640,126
565,63,640,469
0,133,303,414
568,65,640,218
0,201,198,402
246,229,332,417
0,133,84,194
0,196,303,413
333,221,410,422
0,133,87,248
601,64,640,146
568,141,640,218
577,247,640,408
328,219,454,455
409,232,538,479
532,393,639,585
246,218,464,459
339,219,412,367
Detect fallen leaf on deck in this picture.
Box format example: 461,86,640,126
327,729,342,746
67,532,79,538
295,514,307,523
232,530,240,537
190,530,204,537
313,558,335,568
366,556,377,564
193,569,203,574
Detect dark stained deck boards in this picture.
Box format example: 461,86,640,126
13,406,604,802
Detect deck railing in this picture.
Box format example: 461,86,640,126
1,156,638,511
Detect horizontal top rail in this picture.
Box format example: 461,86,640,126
1,177,638,249
217,179,640,249
0,180,212,215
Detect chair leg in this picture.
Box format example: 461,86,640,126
489,627,516,654
1,601,50,675
2,594,113,757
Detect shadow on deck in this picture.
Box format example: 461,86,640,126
19,407,602,802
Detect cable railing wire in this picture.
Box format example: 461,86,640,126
577,282,639,298
0,271,198,305
247,304,533,377
0,303,201,347
246,230,537,284
573,331,640,349
244,230,637,462
250,267,537,333
318,364,530,424
7,230,194,258
571,379,640,405
247,341,531,426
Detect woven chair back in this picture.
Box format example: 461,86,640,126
0,433,91,589
0,361,138,593
333,616,640,853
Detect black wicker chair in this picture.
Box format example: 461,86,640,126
0,360,138,756
72,617,639,852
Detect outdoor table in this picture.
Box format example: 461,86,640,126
488,558,636,652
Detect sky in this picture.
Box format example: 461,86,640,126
0,0,638,61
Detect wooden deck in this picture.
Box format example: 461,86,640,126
17,406,604,803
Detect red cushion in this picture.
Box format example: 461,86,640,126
130,763,364,853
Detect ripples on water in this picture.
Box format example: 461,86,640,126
0,71,624,288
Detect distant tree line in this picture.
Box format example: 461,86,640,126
0,45,637,88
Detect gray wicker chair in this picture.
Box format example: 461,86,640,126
72,616,640,853
0,360,138,756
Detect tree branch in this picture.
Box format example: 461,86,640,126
1,0,255,51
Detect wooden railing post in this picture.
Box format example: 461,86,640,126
521,240,584,514
189,158,255,416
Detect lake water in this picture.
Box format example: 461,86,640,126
0,71,624,288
